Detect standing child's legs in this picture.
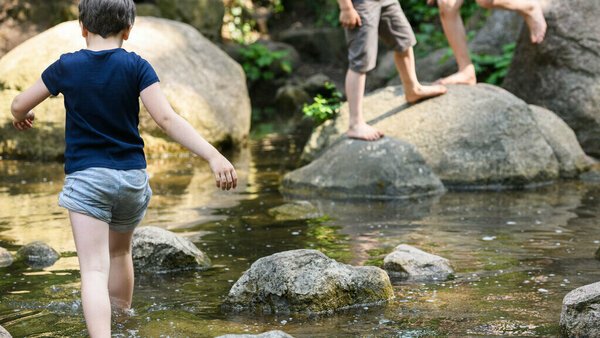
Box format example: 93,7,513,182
437,0,477,85
476,0,546,43
394,47,447,103
70,211,111,338
108,229,135,311
345,68,383,140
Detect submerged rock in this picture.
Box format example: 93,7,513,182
283,138,444,199
222,249,394,314
383,245,454,281
132,226,211,273
0,17,250,160
302,84,588,189
0,247,13,267
216,331,294,338
15,241,59,268
0,325,11,338
268,201,321,221
559,281,600,337
503,0,600,157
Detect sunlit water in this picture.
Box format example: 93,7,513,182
1,134,600,337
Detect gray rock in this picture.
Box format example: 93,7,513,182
0,325,11,338
560,282,600,337
274,85,311,117
277,27,347,65
0,18,250,160
383,245,454,281
301,73,333,95
222,249,394,314
155,0,224,40
216,331,294,338
268,201,321,221
301,84,586,189
529,105,591,178
283,138,444,199
132,226,211,273
16,241,59,268
503,0,600,157
0,247,13,268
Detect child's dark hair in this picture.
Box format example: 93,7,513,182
79,0,136,38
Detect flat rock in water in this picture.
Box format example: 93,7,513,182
302,84,588,189
15,241,59,268
560,282,600,337
0,247,13,267
283,138,444,199
132,226,211,273
222,249,394,314
216,331,294,338
268,201,321,221
383,245,454,281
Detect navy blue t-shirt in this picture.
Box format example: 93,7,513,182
41,48,159,174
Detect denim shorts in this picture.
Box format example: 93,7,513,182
58,167,152,233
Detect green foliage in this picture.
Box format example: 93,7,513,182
302,82,343,125
470,43,515,85
239,43,292,82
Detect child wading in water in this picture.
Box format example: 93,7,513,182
10,0,238,335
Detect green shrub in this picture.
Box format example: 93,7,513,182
239,43,292,82
302,82,343,125
470,43,515,85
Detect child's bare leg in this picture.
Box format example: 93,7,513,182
476,0,546,43
108,229,135,311
69,211,111,338
437,0,477,85
345,69,383,141
394,48,447,103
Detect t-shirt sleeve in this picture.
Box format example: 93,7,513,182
137,57,160,93
41,59,63,96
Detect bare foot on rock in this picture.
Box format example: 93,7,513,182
523,1,547,44
405,84,448,104
347,122,383,141
436,65,477,85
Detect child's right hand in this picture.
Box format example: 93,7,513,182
12,111,35,131
339,7,362,29
209,154,238,190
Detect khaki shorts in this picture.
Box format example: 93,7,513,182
345,0,417,73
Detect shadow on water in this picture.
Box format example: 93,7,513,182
1,132,600,336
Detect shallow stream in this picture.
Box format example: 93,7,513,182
1,133,600,337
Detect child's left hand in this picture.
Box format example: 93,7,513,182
12,111,35,131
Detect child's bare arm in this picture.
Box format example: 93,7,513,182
10,78,51,131
140,83,237,190
337,0,362,28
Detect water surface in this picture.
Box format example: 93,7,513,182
1,134,600,337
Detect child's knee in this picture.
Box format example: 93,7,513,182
476,0,494,9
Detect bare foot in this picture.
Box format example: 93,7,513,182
405,84,448,104
436,65,477,85
347,122,383,141
522,1,547,44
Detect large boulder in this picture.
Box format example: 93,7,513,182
503,0,600,157
132,226,211,273
216,331,294,338
0,247,13,267
276,27,347,65
302,84,589,189
222,249,394,314
15,241,60,268
282,138,445,199
154,0,224,41
0,17,250,160
383,245,454,281
560,282,600,337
